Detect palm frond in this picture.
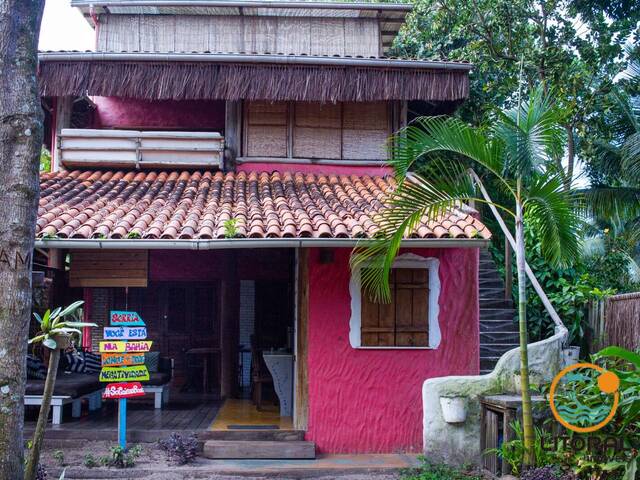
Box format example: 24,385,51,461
524,173,583,267
493,86,564,179
352,161,509,303
389,116,508,189
584,186,640,227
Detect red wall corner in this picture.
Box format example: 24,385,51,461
305,247,480,453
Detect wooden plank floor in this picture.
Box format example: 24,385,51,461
24,397,222,431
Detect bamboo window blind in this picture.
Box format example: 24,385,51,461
244,101,391,160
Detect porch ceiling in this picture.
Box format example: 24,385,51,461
37,169,491,241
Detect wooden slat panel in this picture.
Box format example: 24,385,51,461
139,15,175,51
311,18,344,55
104,15,141,51
344,18,378,57
276,18,311,55
395,268,429,347
292,102,341,159
175,15,210,52
69,250,148,288
342,103,391,160
244,17,277,54
209,16,244,53
245,102,288,157
343,102,389,130
361,291,381,346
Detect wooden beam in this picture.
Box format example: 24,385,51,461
224,100,242,171
219,252,239,398
52,97,73,172
294,248,309,430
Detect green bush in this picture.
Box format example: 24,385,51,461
401,457,483,480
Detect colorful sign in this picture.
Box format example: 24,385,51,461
99,340,152,353
100,365,150,383
549,362,620,433
103,310,151,450
101,353,146,367
110,310,145,326
104,326,148,340
102,382,146,399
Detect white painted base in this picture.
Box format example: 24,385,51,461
145,384,169,409
25,389,103,425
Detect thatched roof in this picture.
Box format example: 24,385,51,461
38,52,471,103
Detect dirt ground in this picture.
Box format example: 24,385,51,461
37,440,406,480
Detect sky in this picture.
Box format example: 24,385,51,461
39,0,94,51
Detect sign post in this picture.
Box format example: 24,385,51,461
101,310,150,450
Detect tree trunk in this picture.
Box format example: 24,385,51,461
24,348,60,480
515,200,535,467
565,124,575,189
0,1,45,478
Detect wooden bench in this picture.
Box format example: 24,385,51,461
24,389,103,425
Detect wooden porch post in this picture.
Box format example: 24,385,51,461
294,248,309,430
220,251,240,399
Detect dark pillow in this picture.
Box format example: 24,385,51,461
27,354,46,380
82,351,101,373
145,352,160,373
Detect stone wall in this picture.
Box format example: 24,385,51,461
422,326,568,465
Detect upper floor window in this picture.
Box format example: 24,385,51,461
243,101,392,161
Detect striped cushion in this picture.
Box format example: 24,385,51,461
83,352,101,373
27,355,47,380
64,351,85,373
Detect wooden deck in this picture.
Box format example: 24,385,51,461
25,396,303,442
25,395,221,440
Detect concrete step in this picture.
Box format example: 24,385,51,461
480,331,519,343
481,343,519,357
480,298,514,309
203,440,316,460
479,308,517,320
480,319,518,333
479,279,505,290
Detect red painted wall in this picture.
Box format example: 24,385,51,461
148,249,291,281
306,247,479,453
91,97,225,130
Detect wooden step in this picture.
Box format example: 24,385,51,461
203,440,316,459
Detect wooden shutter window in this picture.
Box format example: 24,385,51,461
360,268,429,347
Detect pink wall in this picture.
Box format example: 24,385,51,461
92,97,225,130
306,247,479,453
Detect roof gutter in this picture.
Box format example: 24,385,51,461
34,238,489,250
71,1,413,12
38,52,473,71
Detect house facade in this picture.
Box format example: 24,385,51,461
35,0,490,454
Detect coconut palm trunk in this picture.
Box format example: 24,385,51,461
515,196,535,466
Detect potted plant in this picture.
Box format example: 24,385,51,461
25,301,96,480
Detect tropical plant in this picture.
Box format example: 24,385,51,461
400,457,483,480
352,86,582,467
24,301,96,480
541,346,640,480
99,445,142,469
487,420,557,475
158,433,199,466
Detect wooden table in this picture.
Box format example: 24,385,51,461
480,394,545,474
185,347,220,393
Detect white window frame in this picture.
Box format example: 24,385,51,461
349,252,441,350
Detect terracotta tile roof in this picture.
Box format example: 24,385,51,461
37,170,491,241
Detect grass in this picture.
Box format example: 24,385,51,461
401,457,486,480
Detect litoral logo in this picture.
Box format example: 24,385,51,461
549,362,620,433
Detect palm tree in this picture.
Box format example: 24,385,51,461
351,87,581,467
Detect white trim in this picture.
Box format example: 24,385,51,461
349,253,441,349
